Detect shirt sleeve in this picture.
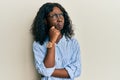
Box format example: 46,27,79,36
65,39,81,79
33,41,55,77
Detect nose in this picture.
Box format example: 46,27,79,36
57,16,62,22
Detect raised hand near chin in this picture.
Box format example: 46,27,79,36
49,26,60,43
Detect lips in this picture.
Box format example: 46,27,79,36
55,23,63,30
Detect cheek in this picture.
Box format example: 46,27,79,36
48,20,57,26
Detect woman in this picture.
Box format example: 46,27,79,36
31,2,81,80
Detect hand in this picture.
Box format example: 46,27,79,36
49,26,60,43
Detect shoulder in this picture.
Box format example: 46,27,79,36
69,37,80,49
33,41,40,47
33,41,47,50
67,37,79,45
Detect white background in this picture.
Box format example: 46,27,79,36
0,0,120,80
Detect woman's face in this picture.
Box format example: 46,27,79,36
47,7,64,31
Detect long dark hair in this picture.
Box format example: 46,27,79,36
31,2,74,45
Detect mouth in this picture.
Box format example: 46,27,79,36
55,23,63,30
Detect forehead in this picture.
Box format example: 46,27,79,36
49,7,63,15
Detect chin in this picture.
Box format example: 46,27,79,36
58,27,63,31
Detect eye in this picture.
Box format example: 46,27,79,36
59,13,63,17
48,14,56,19
48,13,64,19
51,14,57,19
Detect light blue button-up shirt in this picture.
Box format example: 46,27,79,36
33,36,81,80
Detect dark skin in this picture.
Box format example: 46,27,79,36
43,7,70,78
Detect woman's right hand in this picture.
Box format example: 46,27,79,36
49,26,60,43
